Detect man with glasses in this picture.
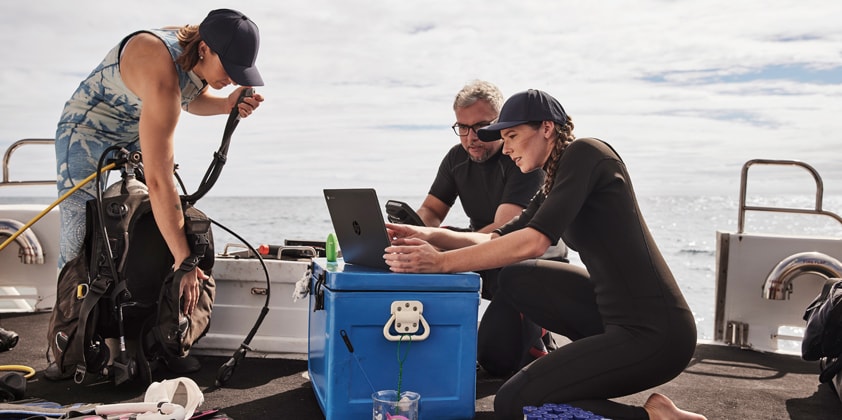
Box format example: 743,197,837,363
416,80,543,235
415,81,560,370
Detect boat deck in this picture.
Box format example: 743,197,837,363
0,311,839,419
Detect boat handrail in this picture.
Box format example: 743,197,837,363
738,159,842,233
1,138,55,188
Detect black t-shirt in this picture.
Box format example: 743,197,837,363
428,144,544,231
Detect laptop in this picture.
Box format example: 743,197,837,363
323,188,392,270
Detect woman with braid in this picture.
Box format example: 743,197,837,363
384,90,705,419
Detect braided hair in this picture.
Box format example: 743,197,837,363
540,117,576,195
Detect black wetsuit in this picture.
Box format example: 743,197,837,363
483,138,696,419
428,144,543,232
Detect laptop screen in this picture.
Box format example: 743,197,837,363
323,188,392,270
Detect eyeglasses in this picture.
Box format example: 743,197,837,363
451,121,493,136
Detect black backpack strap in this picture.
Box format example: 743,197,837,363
71,272,110,383
66,201,112,383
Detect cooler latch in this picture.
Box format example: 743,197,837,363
383,300,430,341
312,270,326,311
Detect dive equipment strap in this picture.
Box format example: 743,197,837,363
181,88,253,205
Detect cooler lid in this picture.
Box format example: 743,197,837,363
313,258,480,292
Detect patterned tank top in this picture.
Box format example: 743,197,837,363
55,28,206,194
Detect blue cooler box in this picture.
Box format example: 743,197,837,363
308,258,481,420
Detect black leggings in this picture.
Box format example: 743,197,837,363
482,260,696,420
476,264,598,377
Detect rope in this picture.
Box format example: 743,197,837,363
0,162,116,253
395,334,412,397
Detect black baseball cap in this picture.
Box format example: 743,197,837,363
199,9,264,86
477,89,568,142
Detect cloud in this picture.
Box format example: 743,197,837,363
2,0,842,197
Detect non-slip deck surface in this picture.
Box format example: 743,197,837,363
0,312,839,419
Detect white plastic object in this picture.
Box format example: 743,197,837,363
96,377,204,420
383,300,430,342
95,402,186,420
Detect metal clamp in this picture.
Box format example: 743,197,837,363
383,300,430,342
725,321,751,349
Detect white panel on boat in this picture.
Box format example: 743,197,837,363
0,204,59,312
191,256,312,356
716,231,842,354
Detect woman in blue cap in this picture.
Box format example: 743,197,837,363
385,90,705,419
50,9,264,378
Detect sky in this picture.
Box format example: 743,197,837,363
1,0,841,198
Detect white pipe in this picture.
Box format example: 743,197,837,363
0,218,45,264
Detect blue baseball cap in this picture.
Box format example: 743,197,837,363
199,9,264,87
477,89,568,141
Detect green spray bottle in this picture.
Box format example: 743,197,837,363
326,232,338,263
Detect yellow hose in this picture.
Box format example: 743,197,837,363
0,163,116,253
0,364,36,379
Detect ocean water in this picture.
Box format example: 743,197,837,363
216,194,842,341
5,191,842,341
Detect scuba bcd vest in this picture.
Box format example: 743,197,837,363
47,151,215,385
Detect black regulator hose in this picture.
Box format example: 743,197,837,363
181,87,254,205
206,218,271,388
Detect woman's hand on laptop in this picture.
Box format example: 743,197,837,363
384,237,442,273
386,222,431,243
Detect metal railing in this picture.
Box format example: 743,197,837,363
1,138,55,188
738,159,842,233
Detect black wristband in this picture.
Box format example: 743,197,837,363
178,255,201,272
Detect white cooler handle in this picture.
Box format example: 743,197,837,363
383,300,430,341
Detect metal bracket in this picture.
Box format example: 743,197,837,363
383,300,430,342
725,321,751,349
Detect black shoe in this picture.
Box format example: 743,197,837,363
43,362,74,381
0,328,18,352
163,355,201,374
